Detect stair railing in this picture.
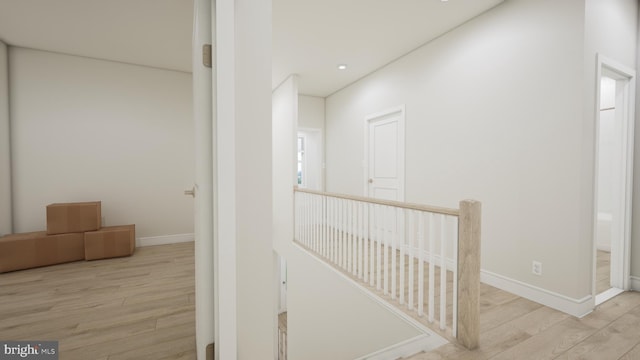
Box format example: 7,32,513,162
293,187,481,349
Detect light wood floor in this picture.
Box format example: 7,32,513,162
596,250,611,295
0,242,195,360
406,288,640,360
315,243,640,360
405,250,640,360
3,242,636,360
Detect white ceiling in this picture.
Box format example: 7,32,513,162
274,0,504,96
0,0,504,97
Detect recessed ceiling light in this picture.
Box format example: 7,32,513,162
337,64,348,70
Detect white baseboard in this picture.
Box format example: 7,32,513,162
631,276,640,291
354,334,445,360
136,233,194,247
481,270,593,318
595,287,624,305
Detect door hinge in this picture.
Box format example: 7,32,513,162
203,44,212,68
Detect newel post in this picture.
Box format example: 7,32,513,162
457,199,481,350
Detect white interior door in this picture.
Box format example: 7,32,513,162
365,106,405,249
366,106,405,201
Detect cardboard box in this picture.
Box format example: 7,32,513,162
84,225,135,260
46,201,101,235
0,231,85,273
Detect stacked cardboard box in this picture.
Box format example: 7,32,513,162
85,225,136,260
46,201,102,234
0,232,84,273
0,201,136,273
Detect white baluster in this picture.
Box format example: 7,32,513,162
408,210,414,310
383,206,389,296
418,211,425,317
338,199,343,268
324,196,328,259
428,212,435,323
391,207,397,300
342,199,347,270
318,195,327,258
370,203,375,287
332,198,337,264
311,195,316,251
307,194,312,248
351,201,360,276
316,195,320,253
358,202,364,279
294,192,299,242
439,214,447,330
364,203,369,283
347,200,354,273
399,208,405,305
302,193,306,246
452,216,459,337
376,205,382,291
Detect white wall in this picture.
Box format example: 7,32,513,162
9,47,194,238
273,75,298,257
287,246,423,360
325,0,592,304
298,95,325,129
233,0,275,357
0,41,11,236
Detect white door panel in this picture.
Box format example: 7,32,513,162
366,106,405,247
366,106,404,201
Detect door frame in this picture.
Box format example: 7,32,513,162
363,105,406,201
592,54,636,304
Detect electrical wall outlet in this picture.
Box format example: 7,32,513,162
532,261,542,276
102,216,106,226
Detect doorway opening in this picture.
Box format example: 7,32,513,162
297,128,324,191
593,54,636,305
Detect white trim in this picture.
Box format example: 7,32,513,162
363,105,406,201
631,276,640,291
295,243,447,346
354,334,445,360
136,233,194,247
592,54,636,300
481,270,593,318
595,287,624,305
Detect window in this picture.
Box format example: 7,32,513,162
297,135,306,187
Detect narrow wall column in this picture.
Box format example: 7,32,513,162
216,0,274,358
0,41,12,236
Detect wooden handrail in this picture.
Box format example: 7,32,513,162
293,187,459,216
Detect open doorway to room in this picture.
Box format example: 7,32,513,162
593,55,636,305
